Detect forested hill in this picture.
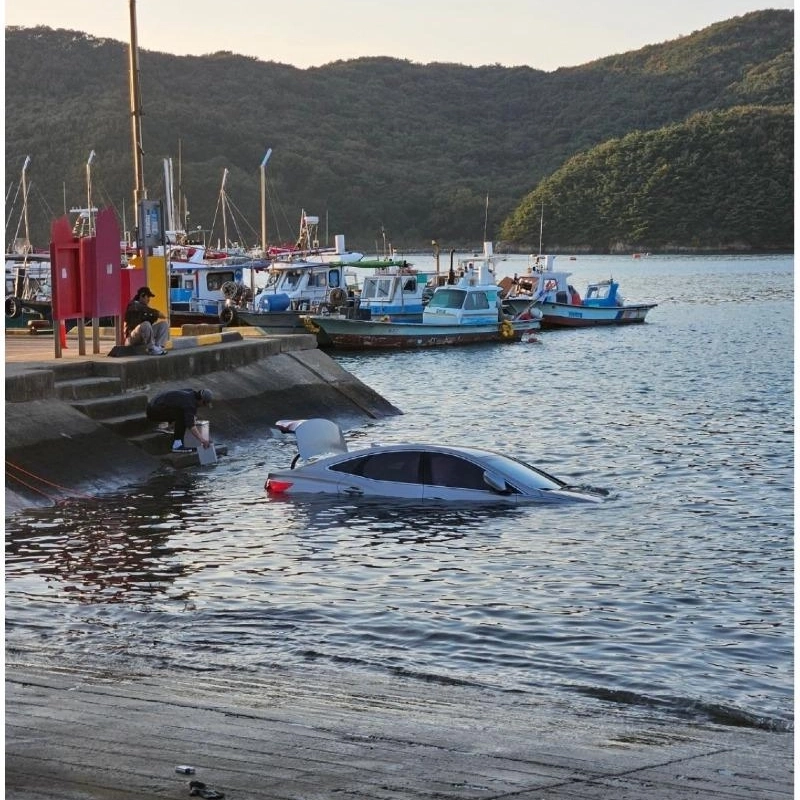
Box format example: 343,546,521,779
500,105,794,252
4,9,793,252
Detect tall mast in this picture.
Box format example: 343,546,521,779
260,148,272,255
21,155,31,253
538,201,544,255
128,0,146,226
163,157,175,233
220,168,229,248
86,150,96,236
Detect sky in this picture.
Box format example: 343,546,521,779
3,0,795,71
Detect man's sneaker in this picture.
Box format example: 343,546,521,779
172,441,195,453
148,345,167,355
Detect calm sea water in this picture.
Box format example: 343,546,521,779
5,254,793,733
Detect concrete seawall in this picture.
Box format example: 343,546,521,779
5,333,401,515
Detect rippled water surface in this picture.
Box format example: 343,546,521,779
6,254,793,732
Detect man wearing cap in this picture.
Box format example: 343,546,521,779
146,388,213,453
124,286,170,355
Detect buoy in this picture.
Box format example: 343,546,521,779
59,321,67,348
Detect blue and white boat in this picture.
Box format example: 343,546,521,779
501,254,657,328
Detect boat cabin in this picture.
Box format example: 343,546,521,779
254,261,362,312
5,253,51,301
423,247,503,326
583,279,623,307
358,265,433,320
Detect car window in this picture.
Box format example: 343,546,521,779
331,451,422,483
426,453,489,490
479,453,564,490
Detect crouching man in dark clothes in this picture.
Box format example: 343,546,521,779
146,388,213,452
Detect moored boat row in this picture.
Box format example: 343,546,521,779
304,243,542,349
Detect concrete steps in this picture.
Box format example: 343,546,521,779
54,374,209,462
55,376,124,402
68,392,148,421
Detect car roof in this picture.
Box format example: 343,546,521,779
279,419,511,465
329,442,501,461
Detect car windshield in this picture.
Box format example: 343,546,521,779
477,452,566,490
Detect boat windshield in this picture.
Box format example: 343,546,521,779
281,271,303,289
427,288,466,310
362,278,394,300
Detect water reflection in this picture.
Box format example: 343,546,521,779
6,475,200,603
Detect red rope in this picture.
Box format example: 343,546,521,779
5,460,97,501
4,470,55,499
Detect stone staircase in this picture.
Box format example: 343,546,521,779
52,364,220,464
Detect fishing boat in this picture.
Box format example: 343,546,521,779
167,243,272,326
5,251,53,328
236,249,430,334
233,253,364,332
305,243,541,350
501,254,657,328
5,156,54,328
269,210,364,265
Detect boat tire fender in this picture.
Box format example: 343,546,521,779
5,296,22,319
329,288,347,306
219,306,236,327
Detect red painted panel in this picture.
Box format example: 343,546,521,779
49,216,82,320
79,235,96,316
86,208,122,317
120,268,147,317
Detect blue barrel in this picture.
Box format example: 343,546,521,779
258,292,291,312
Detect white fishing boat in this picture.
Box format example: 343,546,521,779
501,254,657,328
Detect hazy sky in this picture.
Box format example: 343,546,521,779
3,0,794,71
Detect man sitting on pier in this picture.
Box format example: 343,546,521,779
124,286,170,355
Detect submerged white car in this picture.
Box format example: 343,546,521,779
265,419,606,504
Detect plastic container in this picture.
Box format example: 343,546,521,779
185,420,217,465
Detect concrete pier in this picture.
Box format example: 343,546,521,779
6,661,792,800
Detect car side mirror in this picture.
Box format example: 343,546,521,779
483,471,508,493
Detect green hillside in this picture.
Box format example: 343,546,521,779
4,9,793,252
500,105,794,252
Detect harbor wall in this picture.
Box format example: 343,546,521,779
5,336,401,516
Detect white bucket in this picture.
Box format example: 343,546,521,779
185,420,217,464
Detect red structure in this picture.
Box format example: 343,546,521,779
49,208,128,356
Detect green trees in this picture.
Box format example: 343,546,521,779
4,10,793,251
500,106,793,252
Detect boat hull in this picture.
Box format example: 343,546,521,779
306,316,538,350
236,310,309,335
505,299,656,328
4,300,52,329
